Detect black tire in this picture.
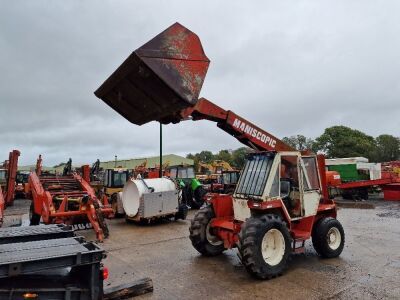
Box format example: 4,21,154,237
189,206,225,256
181,185,192,206
238,214,291,279
29,201,41,226
312,217,345,258
191,186,206,209
175,203,188,220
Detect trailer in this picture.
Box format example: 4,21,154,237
0,224,106,300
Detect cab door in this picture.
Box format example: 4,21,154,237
299,156,321,217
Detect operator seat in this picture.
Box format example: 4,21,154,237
280,178,292,211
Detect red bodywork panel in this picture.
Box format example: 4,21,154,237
210,193,234,218
382,184,400,201
326,170,342,186
208,194,336,248
207,194,239,249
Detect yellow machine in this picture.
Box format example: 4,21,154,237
196,160,235,182
103,168,130,214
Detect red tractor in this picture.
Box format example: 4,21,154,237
95,23,345,278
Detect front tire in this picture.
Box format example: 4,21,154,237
312,217,345,258
189,206,225,256
238,214,291,279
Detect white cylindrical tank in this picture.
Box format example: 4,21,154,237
122,178,176,217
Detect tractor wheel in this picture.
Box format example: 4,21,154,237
189,206,225,256
110,193,124,217
175,203,188,220
238,214,291,279
29,201,41,226
312,217,345,258
191,186,206,209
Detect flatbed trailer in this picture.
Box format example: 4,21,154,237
337,178,393,189
334,177,400,200
0,224,74,244
0,225,106,300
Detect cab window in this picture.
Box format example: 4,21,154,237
302,157,320,190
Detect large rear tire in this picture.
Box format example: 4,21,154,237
312,217,345,258
189,206,225,256
238,214,291,279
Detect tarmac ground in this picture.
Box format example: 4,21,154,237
82,199,400,300
5,198,400,299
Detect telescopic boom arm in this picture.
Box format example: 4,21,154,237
180,98,295,152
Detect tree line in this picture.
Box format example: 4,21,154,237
187,125,400,169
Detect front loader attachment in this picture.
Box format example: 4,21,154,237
95,22,210,125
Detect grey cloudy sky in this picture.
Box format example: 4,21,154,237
1,1,399,166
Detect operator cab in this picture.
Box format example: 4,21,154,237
233,152,321,221
168,166,195,183
104,168,130,188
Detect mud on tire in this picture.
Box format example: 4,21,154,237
189,206,225,256
238,214,291,279
312,217,344,258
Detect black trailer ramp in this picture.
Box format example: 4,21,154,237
0,224,74,244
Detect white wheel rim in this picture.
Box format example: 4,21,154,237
261,229,285,266
327,227,341,250
206,222,223,246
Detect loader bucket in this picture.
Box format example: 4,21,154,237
95,22,210,125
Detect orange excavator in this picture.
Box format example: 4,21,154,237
95,23,346,279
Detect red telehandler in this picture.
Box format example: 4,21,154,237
95,23,345,279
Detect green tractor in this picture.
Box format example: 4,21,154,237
168,165,206,209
